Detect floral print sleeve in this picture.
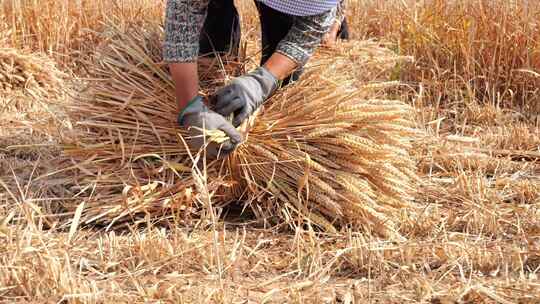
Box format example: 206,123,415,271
337,0,347,22
163,0,210,63
164,0,336,66
276,7,337,66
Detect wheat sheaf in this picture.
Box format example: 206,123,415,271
59,24,420,239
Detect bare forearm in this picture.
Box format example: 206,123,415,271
164,0,209,112
169,63,199,111
263,53,297,81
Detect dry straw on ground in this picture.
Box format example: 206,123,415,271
0,49,67,209
0,48,65,148
0,48,63,101
52,24,420,238
2,1,539,302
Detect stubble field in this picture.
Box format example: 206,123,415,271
1,0,539,303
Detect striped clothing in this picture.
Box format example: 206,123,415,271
163,0,338,65
262,0,339,16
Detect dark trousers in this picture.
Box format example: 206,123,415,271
199,0,349,85
339,19,350,40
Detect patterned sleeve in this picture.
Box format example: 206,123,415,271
337,0,347,23
163,0,210,63
276,8,337,66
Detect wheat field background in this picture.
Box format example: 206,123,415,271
1,0,539,303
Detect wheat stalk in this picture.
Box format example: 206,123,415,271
52,24,420,239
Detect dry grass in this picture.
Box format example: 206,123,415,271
1,0,539,303
2,213,539,302
1,0,164,67
49,24,419,239
0,48,65,118
348,0,540,116
0,48,66,178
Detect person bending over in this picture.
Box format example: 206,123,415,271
164,0,341,158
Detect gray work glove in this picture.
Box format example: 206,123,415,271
178,95,243,159
214,66,278,127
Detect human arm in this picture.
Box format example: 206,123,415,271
214,7,337,126
169,63,199,112
164,0,242,157
163,0,210,110
323,0,348,46
274,7,337,67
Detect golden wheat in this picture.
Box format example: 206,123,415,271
0,48,63,98
1,1,539,302
47,24,421,239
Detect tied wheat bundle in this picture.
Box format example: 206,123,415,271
59,24,420,238
224,88,420,237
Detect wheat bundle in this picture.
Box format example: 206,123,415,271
0,48,66,162
58,24,419,237
0,48,65,134
0,48,63,98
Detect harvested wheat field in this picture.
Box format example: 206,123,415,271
1,0,539,303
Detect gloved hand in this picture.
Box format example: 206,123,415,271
178,95,243,159
214,66,278,127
